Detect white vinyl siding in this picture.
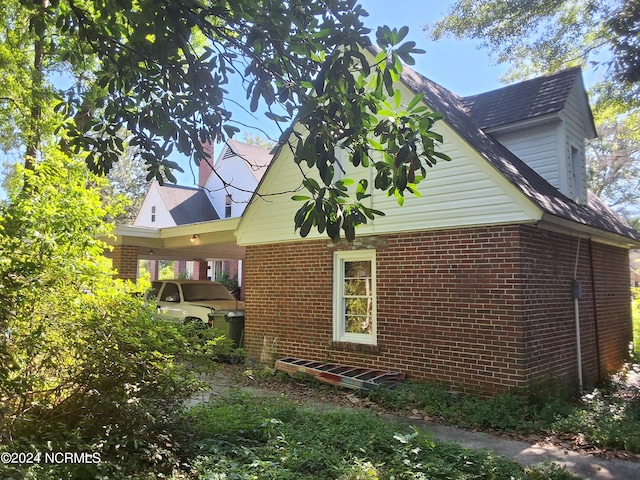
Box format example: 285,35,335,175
204,155,260,219
492,123,561,189
134,182,177,228
562,82,589,203
236,120,542,246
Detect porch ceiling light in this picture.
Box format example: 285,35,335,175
190,234,198,242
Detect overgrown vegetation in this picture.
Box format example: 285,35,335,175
633,287,640,355
365,362,640,455
0,156,208,479
178,391,577,479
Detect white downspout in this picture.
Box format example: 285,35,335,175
573,237,583,392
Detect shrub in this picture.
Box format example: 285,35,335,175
215,270,239,295
178,322,246,365
553,363,640,452
0,157,201,478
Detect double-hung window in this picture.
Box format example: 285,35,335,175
333,249,377,345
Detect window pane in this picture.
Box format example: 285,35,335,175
345,260,371,278
160,283,179,301
343,259,373,334
344,261,371,296
345,298,372,334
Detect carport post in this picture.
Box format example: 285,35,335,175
112,244,139,281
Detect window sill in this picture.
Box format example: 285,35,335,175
330,341,380,354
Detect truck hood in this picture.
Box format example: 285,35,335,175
191,300,245,314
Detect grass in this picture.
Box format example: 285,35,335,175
177,391,578,479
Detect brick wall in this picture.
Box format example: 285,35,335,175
112,245,139,281
244,225,632,395
193,260,209,280
519,227,632,389
590,240,633,376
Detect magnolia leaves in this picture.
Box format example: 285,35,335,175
293,177,384,242
292,25,450,241
25,0,449,242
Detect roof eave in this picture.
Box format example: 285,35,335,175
538,213,640,249
483,112,562,135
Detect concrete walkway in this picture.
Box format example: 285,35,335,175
410,419,640,480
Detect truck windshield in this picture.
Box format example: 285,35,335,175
181,283,235,302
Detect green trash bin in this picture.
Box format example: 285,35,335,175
209,311,245,348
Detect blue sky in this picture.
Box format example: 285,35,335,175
1,1,509,193
360,0,508,96
173,0,510,186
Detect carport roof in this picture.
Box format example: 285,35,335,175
101,217,244,261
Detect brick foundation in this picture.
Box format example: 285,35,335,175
244,225,632,395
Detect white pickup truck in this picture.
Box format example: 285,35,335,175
147,279,244,326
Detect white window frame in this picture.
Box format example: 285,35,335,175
333,249,377,345
225,194,232,218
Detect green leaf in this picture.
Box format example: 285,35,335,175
397,26,409,44
393,188,405,206
265,111,290,122
407,92,425,110
393,89,402,108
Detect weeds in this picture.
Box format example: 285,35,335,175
179,392,578,479
554,363,640,452
366,362,640,454
367,379,573,434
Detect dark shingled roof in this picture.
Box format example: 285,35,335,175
459,67,582,130
157,184,219,225
398,65,640,244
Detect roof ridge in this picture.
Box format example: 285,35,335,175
461,67,581,102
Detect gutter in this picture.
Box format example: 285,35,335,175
536,214,640,249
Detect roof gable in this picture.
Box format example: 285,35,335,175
398,66,639,244
218,139,273,181
238,58,639,247
460,68,581,130
156,183,219,225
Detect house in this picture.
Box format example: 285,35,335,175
234,66,640,395
199,139,273,219
131,140,272,282
134,182,219,228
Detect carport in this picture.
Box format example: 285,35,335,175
100,217,244,281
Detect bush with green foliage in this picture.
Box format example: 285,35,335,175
180,321,246,366
215,270,240,295
553,363,640,452
0,156,202,478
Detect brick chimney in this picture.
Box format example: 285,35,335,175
199,139,215,187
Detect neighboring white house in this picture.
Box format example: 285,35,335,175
133,139,273,282
134,182,219,228
200,139,273,219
